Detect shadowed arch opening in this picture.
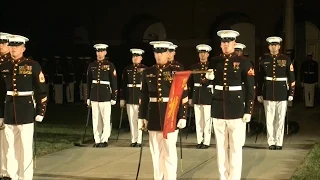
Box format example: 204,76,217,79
121,14,167,66
122,14,166,45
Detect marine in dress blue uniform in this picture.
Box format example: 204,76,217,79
138,41,188,180
206,30,255,180
120,48,147,147
188,44,213,149
257,36,295,150
0,35,47,180
87,44,118,148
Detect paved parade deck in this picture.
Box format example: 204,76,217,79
34,103,320,180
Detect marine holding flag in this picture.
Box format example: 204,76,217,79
206,30,255,180
138,41,188,180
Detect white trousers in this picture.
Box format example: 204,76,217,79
66,82,74,103
263,100,287,146
5,123,34,180
79,82,87,102
126,104,142,143
304,83,316,107
194,105,212,145
91,101,111,143
149,130,179,180
1,129,8,177
54,84,63,104
213,118,246,180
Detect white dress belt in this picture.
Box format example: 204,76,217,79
214,85,242,91
149,97,169,102
127,84,141,87
265,77,287,81
92,80,110,85
7,91,34,96
194,83,213,88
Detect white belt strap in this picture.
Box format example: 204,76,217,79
149,97,169,102
7,91,34,96
92,80,110,85
215,85,242,91
265,77,287,81
127,84,141,88
195,83,213,88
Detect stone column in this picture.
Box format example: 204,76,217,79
284,0,295,107
284,0,295,51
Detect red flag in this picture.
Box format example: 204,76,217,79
163,71,192,139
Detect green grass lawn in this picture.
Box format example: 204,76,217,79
35,102,127,157
291,143,320,180
35,124,93,157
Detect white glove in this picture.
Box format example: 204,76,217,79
177,119,187,129
257,96,263,103
140,119,148,130
188,99,193,106
35,115,44,122
87,99,91,106
111,100,116,105
242,114,251,123
205,69,215,80
0,118,4,130
288,96,293,101
120,100,125,107
301,83,304,87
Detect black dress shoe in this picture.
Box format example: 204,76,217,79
201,145,209,149
2,177,12,180
275,146,282,150
136,143,142,147
196,143,203,149
130,142,137,147
93,143,100,147
97,142,108,148
269,145,276,150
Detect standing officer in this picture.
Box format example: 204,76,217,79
65,56,75,103
168,44,184,69
235,43,246,56
300,53,318,108
120,48,147,147
138,41,188,180
52,56,64,104
87,44,117,148
188,44,213,149
206,30,255,180
257,36,295,150
0,32,11,180
0,35,47,180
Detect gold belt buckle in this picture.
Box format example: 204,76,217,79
13,91,18,96
158,97,163,102
273,77,276,81
133,84,136,87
